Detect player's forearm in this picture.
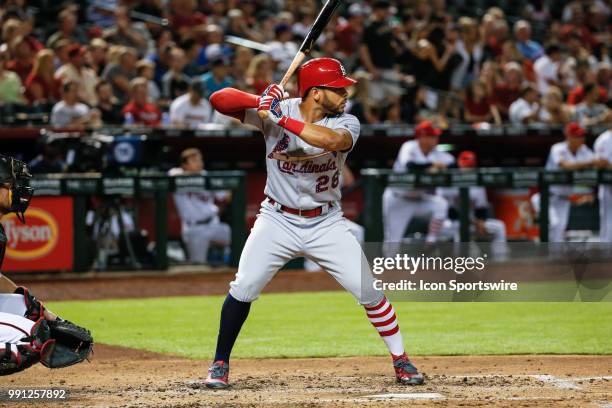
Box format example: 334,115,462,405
559,160,595,170
209,88,259,114
298,122,352,151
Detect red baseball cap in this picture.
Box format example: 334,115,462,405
564,122,586,138
414,121,442,138
458,151,477,168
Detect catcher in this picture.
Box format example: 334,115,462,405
0,155,93,375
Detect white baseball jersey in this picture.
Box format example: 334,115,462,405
545,141,594,196
594,130,612,164
169,94,213,128
168,168,227,224
388,140,455,198
594,130,612,242
243,98,359,209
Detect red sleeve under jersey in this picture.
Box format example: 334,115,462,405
209,88,260,122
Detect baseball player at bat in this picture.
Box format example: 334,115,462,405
206,58,425,388
0,156,93,375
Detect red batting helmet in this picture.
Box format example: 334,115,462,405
297,58,356,98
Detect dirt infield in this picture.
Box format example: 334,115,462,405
12,270,342,301
7,271,611,407
6,346,611,407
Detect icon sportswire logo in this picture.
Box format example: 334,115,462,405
2,208,59,260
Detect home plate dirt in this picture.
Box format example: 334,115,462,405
4,346,611,407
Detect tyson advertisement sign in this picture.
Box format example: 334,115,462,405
1,197,73,271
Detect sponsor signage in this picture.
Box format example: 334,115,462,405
1,197,73,271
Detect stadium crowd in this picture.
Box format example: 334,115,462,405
0,0,610,128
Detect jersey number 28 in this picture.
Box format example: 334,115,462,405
316,170,340,193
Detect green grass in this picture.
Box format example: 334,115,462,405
47,292,612,359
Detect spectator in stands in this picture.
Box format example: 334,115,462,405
559,31,595,91
492,62,524,120
25,49,61,105
567,62,610,106
95,79,123,125
198,24,233,69
509,84,540,125
230,46,253,91
103,6,150,57
52,39,72,69
136,59,160,103
225,8,258,42
497,39,523,66
55,44,99,107
46,8,87,50
574,83,611,127
1,18,21,48
181,38,204,77
102,46,138,103
88,38,109,76
161,47,190,100
169,0,206,38
539,86,574,125
360,0,402,123
6,35,33,83
335,3,366,66
149,41,173,85
267,23,298,82
169,79,213,128
451,17,484,91
201,57,233,100
0,44,24,104
122,77,161,126
534,44,563,96
513,20,544,61
50,81,100,128
346,70,376,124
245,53,273,95
464,79,501,125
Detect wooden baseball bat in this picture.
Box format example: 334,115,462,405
258,0,342,119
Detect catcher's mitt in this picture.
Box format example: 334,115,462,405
41,319,93,368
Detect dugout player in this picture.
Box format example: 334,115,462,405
169,148,231,264
0,155,92,374
532,123,597,242
206,58,425,388
437,151,508,256
594,128,612,242
382,121,454,256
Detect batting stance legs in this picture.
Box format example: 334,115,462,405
206,203,423,388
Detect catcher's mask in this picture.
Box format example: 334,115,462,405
0,155,34,223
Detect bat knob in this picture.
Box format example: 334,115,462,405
257,110,269,120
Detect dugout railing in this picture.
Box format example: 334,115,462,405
361,168,612,243
29,171,247,271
